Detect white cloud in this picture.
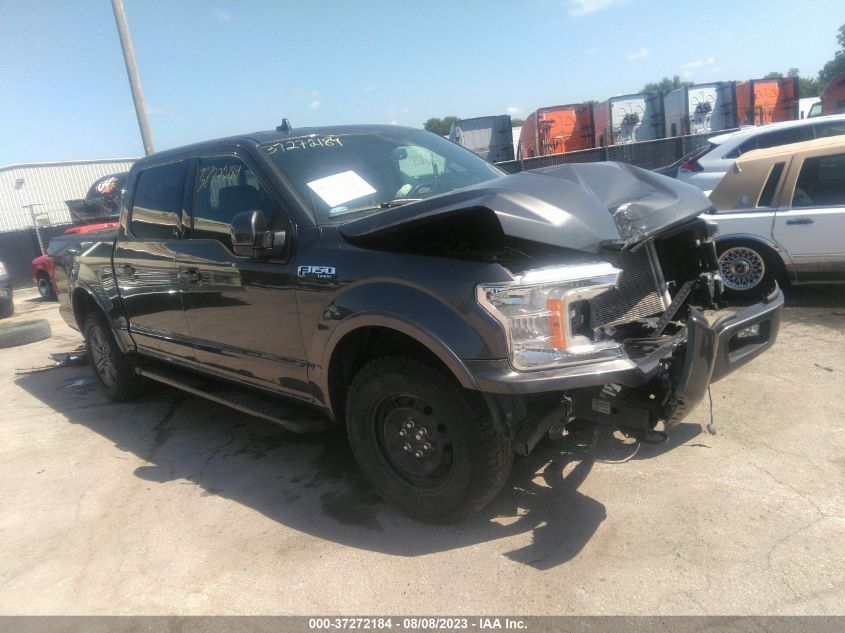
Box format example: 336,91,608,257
361,85,376,93
626,47,648,60
707,66,722,74
390,120,398,125
568,0,627,16
682,70,694,78
293,88,319,99
308,100,321,111
585,45,599,56
507,106,522,115
705,56,716,65
213,8,231,22
683,60,704,68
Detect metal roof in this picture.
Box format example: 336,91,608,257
0,158,137,232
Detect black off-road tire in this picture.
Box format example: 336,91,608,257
37,274,55,300
345,356,514,523
0,318,50,348
83,311,147,401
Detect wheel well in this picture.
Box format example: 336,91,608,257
71,289,99,331
716,237,789,284
327,327,458,424
36,270,50,280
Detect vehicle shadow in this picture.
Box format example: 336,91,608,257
15,364,702,570
783,285,845,309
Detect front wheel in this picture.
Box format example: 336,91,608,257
345,356,514,523
83,312,147,401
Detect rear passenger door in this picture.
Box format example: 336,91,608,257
773,152,845,281
173,152,310,400
115,160,196,363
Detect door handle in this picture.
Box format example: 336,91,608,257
785,218,814,225
117,263,135,277
178,268,201,283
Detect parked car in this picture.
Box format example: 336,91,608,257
32,173,126,300
705,134,845,297
61,124,782,522
665,114,845,193
0,261,13,318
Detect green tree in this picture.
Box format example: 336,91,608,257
510,117,524,127
764,71,784,79
818,24,845,85
423,116,459,136
641,75,692,93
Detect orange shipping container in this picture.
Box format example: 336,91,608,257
736,77,798,126
517,104,595,159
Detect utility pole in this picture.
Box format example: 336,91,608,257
111,0,155,156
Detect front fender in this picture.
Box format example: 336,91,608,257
307,280,506,411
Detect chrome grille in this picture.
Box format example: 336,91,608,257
589,247,665,327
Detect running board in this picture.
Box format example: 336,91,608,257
135,360,326,434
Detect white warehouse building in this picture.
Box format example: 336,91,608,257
0,158,136,233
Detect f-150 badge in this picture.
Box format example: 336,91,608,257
298,265,336,279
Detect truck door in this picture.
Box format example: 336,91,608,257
173,152,310,401
115,160,196,363
774,151,845,281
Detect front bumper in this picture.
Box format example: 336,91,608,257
467,286,783,403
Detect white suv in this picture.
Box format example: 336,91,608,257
668,114,845,193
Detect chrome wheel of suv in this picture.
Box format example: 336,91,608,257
719,246,766,291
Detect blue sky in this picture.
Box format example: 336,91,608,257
1,0,843,165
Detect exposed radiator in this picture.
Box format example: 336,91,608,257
589,247,666,327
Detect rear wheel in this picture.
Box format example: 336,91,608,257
83,312,147,401
717,240,782,299
345,356,513,523
37,274,55,300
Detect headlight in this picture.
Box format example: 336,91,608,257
477,262,622,371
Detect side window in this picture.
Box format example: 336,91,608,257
756,128,804,150
792,153,845,208
192,155,280,249
757,162,785,208
813,121,845,139
129,162,186,239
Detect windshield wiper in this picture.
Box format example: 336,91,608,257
377,198,423,208
329,198,423,219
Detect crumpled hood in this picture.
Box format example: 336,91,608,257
339,162,714,252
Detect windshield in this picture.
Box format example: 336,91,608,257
262,129,504,224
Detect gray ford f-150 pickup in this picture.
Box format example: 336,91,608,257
60,123,783,522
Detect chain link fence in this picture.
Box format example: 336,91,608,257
0,218,72,289
495,129,736,174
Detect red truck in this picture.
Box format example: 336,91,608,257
819,71,845,116
31,173,125,299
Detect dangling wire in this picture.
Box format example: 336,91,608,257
706,386,717,435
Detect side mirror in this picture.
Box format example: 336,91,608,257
230,210,287,258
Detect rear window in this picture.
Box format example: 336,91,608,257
757,162,785,207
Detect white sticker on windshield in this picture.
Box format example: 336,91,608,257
306,171,376,208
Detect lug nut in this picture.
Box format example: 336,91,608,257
414,450,424,458
403,442,412,452
418,427,427,436
423,443,432,451
415,433,423,441
399,429,407,437
405,421,414,429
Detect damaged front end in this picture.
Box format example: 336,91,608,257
339,162,783,455
473,218,783,455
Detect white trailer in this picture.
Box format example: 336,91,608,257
664,82,737,137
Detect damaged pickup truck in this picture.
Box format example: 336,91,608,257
60,124,783,522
